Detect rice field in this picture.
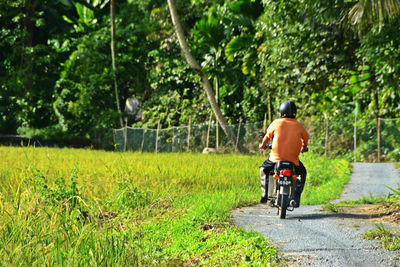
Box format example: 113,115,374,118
0,146,350,265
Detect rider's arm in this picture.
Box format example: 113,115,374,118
259,120,276,150
259,135,270,150
301,125,310,152
260,127,275,150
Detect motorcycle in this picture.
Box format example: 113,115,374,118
260,141,303,219
268,160,301,219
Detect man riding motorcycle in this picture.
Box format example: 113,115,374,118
259,101,309,207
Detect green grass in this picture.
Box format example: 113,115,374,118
0,146,350,265
363,223,400,251
321,195,389,212
301,153,351,205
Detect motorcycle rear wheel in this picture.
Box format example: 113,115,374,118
279,194,288,219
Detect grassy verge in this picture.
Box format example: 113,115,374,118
321,195,388,213
363,223,400,251
301,153,351,205
321,169,400,252
0,146,350,265
363,183,400,251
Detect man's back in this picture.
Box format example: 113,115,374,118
266,118,309,165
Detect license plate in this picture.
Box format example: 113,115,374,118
278,180,291,186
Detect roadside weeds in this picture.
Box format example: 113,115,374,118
322,201,400,252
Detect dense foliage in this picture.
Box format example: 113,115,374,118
1,0,399,158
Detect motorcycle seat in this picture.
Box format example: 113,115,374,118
274,161,295,171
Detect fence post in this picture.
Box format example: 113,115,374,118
263,113,267,133
141,129,145,152
354,109,357,163
262,113,267,157
216,120,219,151
206,113,212,148
187,116,191,152
377,118,381,162
235,119,242,152
171,127,175,152
155,120,160,153
112,129,116,150
123,126,128,152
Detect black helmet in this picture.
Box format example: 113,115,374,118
279,101,296,118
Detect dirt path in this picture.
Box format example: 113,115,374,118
232,163,400,266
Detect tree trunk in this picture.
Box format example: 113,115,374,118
167,0,246,152
110,0,124,128
22,0,39,93
373,87,380,162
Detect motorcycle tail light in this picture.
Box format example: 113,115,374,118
280,169,291,176
273,173,279,180
292,175,297,181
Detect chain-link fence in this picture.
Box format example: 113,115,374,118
113,117,400,162
354,118,400,162
113,121,264,153
301,116,400,162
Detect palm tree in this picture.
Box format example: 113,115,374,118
348,0,400,30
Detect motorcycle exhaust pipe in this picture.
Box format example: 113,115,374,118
268,174,274,197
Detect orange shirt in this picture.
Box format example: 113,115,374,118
264,118,309,166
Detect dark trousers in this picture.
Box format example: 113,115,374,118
259,159,307,199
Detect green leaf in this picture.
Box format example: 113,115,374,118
225,36,250,62
62,15,74,24
242,52,257,76
361,72,370,80
349,75,358,84
74,2,84,20
351,85,359,95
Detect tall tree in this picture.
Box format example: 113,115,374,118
110,0,123,127
22,0,39,93
167,0,245,152
347,0,400,161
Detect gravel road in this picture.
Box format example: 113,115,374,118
232,163,400,266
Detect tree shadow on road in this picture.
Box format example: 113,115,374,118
288,210,389,221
